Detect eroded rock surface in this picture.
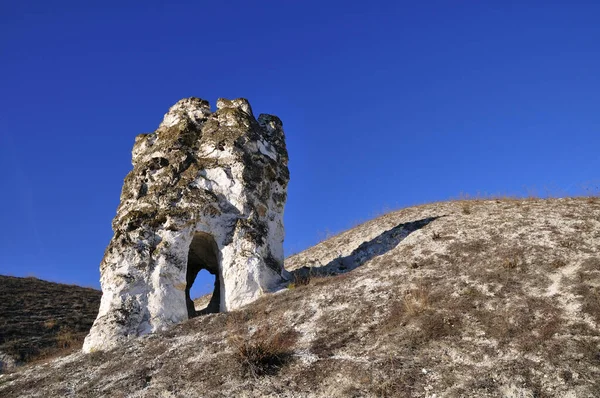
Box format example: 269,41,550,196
83,97,290,352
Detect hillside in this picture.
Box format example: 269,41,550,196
0,276,101,371
1,197,599,397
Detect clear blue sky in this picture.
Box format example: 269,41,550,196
1,1,599,296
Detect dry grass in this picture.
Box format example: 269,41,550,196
502,255,523,270
288,270,313,289
461,202,472,214
551,258,567,268
43,319,57,330
55,327,81,350
381,281,462,351
2,197,600,397
229,325,298,377
402,284,430,316
575,284,600,323
572,257,600,323
369,356,421,397
0,276,100,371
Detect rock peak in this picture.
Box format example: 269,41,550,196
158,97,211,130
216,97,253,116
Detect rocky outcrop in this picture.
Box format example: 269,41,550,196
83,97,290,352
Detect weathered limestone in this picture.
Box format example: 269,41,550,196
83,97,290,352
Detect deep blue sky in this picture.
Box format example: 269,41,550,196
1,1,599,296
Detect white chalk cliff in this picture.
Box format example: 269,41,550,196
83,97,290,352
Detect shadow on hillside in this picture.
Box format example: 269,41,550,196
290,216,441,281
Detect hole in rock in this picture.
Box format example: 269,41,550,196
185,232,221,318
190,270,216,311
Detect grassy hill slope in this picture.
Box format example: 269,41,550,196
0,276,101,371
1,197,599,397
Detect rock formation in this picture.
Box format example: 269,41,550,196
83,97,290,352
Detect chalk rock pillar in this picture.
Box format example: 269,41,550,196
83,97,290,352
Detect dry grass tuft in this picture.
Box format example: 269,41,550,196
402,285,430,316
289,271,312,289
43,319,57,330
502,256,522,270
576,284,600,323
559,239,576,249
55,327,81,350
229,326,298,377
461,202,472,214
551,259,567,268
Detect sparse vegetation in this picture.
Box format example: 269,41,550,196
461,202,472,214
0,276,100,372
502,255,521,269
288,269,313,289
551,258,567,268
55,327,80,350
229,326,298,377
402,284,430,316
2,197,600,397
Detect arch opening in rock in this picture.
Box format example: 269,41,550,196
83,97,291,353
185,232,221,318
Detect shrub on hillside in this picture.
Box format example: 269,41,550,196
229,326,298,377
